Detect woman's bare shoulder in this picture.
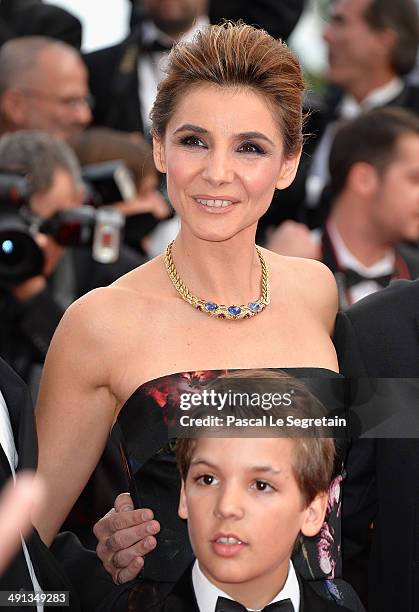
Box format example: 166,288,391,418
64,256,166,329
264,249,338,328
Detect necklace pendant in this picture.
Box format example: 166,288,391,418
164,241,270,322
227,305,241,317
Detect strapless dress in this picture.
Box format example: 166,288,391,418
112,368,346,585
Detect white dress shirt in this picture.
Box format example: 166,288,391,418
0,390,44,612
326,221,395,304
192,559,300,612
138,16,210,133
306,77,405,206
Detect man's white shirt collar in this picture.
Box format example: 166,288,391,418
326,221,395,303
327,221,395,277
339,77,404,119
192,559,300,612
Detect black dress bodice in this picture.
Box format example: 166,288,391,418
112,368,345,585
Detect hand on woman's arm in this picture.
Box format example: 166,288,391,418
94,493,160,584
33,289,119,545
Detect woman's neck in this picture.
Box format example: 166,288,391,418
171,229,263,306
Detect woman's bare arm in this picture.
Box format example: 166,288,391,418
33,289,120,545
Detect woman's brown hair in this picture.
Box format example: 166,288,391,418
151,22,305,158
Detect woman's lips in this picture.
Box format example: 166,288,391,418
193,197,239,213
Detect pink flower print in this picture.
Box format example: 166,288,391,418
327,474,343,516
317,522,336,578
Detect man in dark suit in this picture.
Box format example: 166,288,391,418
334,278,419,612
85,0,304,136
0,355,129,611
267,107,419,309
320,107,419,308
0,130,142,390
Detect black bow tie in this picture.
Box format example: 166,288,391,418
344,268,392,289
215,596,294,612
141,39,173,53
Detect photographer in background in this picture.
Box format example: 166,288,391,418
70,127,171,257
0,130,142,392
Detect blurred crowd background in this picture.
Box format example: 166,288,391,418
1,0,419,386
0,2,419,580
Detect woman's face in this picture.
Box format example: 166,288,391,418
153,84,301,243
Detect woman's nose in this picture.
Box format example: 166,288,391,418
202,149,234,185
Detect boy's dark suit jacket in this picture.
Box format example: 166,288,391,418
334,279,419,612
0,357,122,612
120,565,358,612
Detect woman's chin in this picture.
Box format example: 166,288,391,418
180,219,258,244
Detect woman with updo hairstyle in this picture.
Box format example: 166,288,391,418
34,21,343,596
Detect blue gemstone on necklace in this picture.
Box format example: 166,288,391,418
248,302,261,312
228,305,241,316
205,302,218,312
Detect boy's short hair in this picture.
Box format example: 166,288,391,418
176,370,335,506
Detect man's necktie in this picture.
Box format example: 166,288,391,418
215,596,294,612
344,268,392,289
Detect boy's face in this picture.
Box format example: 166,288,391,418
179,437,327,606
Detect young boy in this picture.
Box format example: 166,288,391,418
114,372,359,612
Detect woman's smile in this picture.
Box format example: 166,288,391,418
193,195,240,213
153,84,300,242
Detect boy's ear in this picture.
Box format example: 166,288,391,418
178,480,188,520
300,491,328,537
275,148,302,190
153,135,167,173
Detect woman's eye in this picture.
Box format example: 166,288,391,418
238,142,265,154
180,135,206,148
196,473,217,486
252,480,274,492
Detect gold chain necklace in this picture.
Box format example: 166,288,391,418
164,241,270,320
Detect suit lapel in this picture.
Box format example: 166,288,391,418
299,576,355,612
109,31,143,133
0,357,37,470
162,565,200,612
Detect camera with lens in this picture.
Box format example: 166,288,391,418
82,160,172,248
82,160,137,207
0,173,125,289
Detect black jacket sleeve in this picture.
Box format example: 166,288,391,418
17,287,64,360
334,312,377,603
